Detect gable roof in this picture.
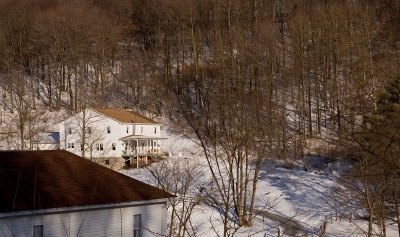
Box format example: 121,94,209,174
92,108,158,124
0,150,173,213
36,132,60,144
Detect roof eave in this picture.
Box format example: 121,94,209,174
120,136,168,141
120,122,163,125
0,198,172,219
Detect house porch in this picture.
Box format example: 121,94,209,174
120,135,168,168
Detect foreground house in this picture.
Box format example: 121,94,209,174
0,150,173,237
59,108,168,168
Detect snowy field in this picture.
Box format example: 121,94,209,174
123,132,399,237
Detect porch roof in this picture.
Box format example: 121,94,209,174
120,135,168,141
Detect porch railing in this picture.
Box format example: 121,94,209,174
121,149,167,157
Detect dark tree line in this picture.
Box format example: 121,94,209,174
0,0,160,115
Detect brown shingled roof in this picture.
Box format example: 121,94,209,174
92,108,158,124
0,150,173,213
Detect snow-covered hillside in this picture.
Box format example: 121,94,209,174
123,132,399,237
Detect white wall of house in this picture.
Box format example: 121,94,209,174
59,109,162,158
60,109,125,158
0,201,167,237
33,143,60,150
134,124,161,137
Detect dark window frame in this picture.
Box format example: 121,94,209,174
133,214,142,237
33,224,43,237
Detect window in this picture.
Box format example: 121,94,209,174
67,143,74,149
126,126,129,133
154,127,157,134
80,144,84,151
33,225,43,237
112,143,116,151
105,159,110,165
107,126,111,134
87,127,91,134
68,127,72,134
96,144,104,151
140,127,143,134
133,214,142,237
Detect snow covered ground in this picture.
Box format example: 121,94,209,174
123,132,398,237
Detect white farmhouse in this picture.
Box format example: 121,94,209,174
59,108,167,168
0,150,173,237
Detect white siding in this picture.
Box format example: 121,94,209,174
0,203,167,237
133,125,161,137
33,143,60,150
59,109,133,158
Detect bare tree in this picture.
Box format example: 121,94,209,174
146,157,205,237
73,104,108,161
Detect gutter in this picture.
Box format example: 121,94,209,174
0,198,169,219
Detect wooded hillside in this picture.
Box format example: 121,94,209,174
0,0,398,141
0,1,399,235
